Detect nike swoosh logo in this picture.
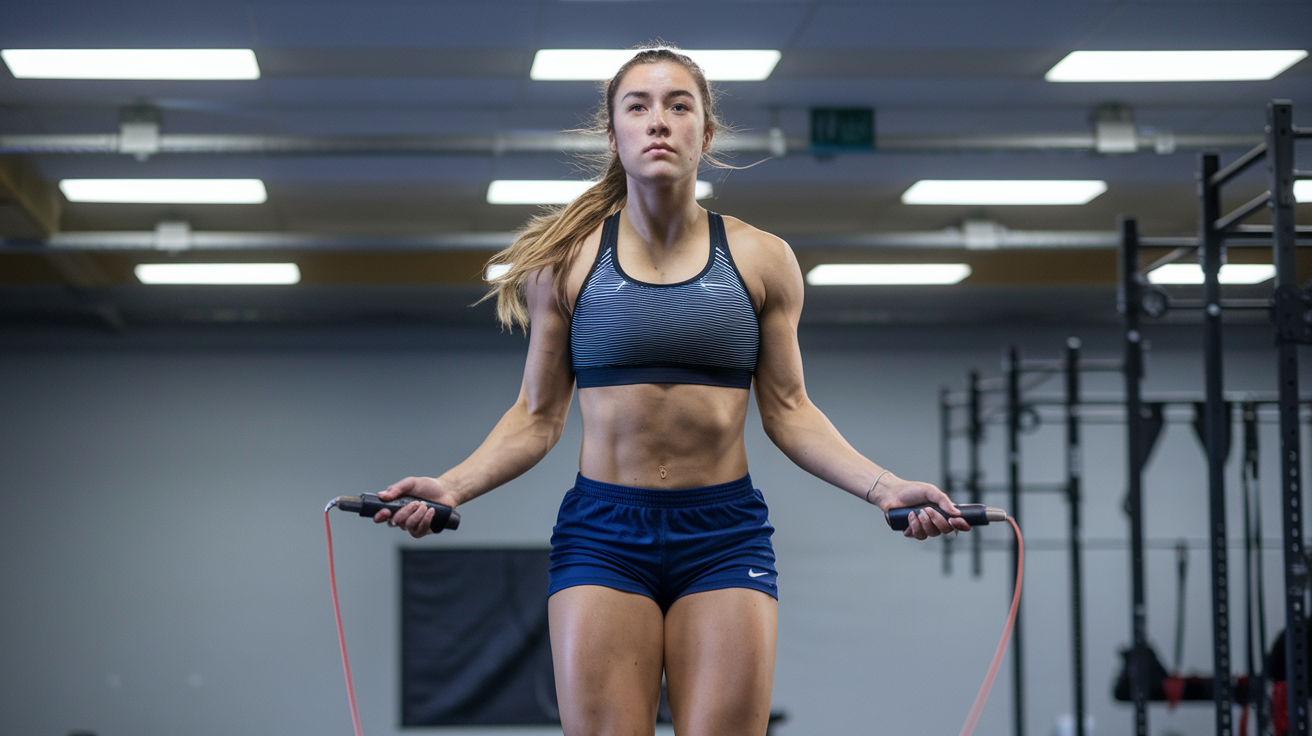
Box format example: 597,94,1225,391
748,569,768,578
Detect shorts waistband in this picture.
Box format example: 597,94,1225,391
571,473,755,507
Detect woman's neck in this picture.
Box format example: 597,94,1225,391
622,177,704,250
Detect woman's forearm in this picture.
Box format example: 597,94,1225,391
761,398,885,502
436,399,568,505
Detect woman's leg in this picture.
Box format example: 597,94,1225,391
664,587,778,736
549,584,666,736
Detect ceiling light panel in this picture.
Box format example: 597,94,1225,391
1046,50,1307,82
805,264,971,286
487,180,595,205
1296,180,1311,203
60,179,268,204
487,180,713,205
1147,263,1276,285
530,49,780,81
135,263,300,285
1,49,260,80
902,180,1107,206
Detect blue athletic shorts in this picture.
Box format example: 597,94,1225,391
548,473,778,613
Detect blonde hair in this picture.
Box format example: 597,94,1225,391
481,44,727,332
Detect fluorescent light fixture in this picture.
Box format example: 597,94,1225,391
530,49,780,81
60,179,267,204
1,48,260,80
134,263,300,285
487,179,713,205
1296,180,1311,203
902,180,1107,206
487,180,594,205
682,50,781,81
485,264,512,281
1147,263,1276,285
805,264,972,286
1046,50,1307,82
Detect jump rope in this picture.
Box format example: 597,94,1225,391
323,495,1022,736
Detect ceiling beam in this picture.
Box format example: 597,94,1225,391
0,156,61,239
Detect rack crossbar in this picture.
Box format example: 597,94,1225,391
1210,142,1269,187
1215,191,1273,232
1170,299,1270,311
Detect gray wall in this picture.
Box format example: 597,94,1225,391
0,322,1300,736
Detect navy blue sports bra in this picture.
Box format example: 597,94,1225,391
570,211,760,389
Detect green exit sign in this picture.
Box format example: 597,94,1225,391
810,108,875,153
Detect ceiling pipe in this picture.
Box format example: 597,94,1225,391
0,130,1263,157
7,225,1302,253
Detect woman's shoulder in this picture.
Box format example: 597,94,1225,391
717,213,802,310
719,213,799,275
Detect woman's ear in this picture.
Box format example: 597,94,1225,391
703,126,713,152
608,128,617,154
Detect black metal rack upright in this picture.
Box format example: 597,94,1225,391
1118,215,1151,736
1267,100,1311,736
1200,147,1234,736
1007,347,1025,736
1064,338,1085,736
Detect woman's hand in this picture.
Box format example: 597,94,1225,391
373,476,460,539
873,474,972,540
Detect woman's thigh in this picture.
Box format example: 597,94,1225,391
548,585,666,736
664,587,778,736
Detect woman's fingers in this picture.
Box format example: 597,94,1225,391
908,510,928,540
380,477,416,501
403,503,432,538
396,501,422,535
409,506,436,539
928,508,956,535
391,500,417,528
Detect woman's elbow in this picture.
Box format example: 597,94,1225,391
759,395,813,440
524,399,569,442
758,407,796,447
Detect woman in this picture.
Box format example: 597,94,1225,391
375,46,970,736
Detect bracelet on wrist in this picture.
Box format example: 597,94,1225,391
865,470,891,505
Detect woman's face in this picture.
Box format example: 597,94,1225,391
608,61,711,188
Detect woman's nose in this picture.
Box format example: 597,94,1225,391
647,110,668,133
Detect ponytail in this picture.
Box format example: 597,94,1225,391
482,157,626,331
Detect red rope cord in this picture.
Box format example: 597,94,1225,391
958,516,1025,736
326,510,365,736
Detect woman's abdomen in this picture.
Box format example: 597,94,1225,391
577,383,751,489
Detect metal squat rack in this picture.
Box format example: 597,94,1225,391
1121,99,1311,736
939,100,1310,736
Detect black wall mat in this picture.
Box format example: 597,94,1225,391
400,548,558,726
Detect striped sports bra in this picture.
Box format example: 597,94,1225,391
570,211,760,389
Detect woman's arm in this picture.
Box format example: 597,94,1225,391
743,227,967,539
379,266,578,537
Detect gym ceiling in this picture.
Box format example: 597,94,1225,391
0,0,1309,329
